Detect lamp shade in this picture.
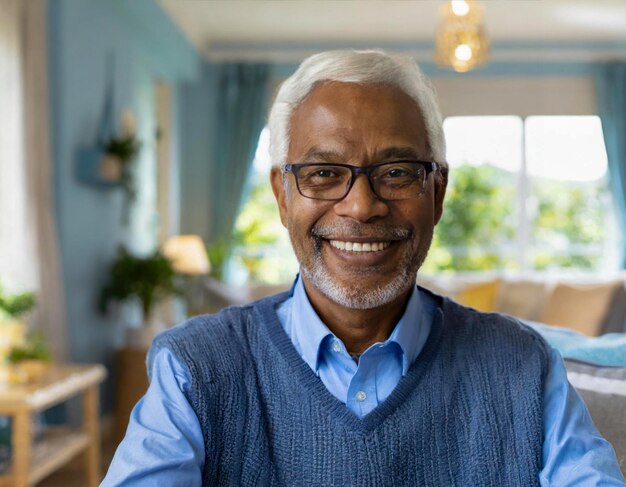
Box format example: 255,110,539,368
163,235,211,275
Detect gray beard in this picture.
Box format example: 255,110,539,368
296,222,432,310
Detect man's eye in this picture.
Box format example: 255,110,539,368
386,168,410,178
381,166,418,179
309,169,339,178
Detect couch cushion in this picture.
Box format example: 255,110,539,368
455,280,500,312
564,360,626,474
540,281,623,336
496,279,547,321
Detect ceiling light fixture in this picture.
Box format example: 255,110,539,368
435,0,490,73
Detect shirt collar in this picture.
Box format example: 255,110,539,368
289,276,425,375
386,285,424,375
289,276,334,372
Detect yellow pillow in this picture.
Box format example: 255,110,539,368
540,281,622,336
456,280,500,312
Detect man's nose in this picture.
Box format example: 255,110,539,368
333,174,389,222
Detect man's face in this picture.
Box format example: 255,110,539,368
271,82,446,309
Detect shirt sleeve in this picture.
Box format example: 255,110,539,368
101,348,205,486
540,347,625,486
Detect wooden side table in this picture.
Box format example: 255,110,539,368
0,364,107,487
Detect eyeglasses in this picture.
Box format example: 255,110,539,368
283,160,442,201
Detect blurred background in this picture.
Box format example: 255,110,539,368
1,0,626,483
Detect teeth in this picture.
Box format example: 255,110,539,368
329,240,391,252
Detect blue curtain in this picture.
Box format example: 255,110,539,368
595,63,626,268
210,63,270,244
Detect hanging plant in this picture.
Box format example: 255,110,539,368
101,110,141,224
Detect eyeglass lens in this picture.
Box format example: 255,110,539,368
295,162,428,201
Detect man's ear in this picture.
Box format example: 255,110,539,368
433,168,448,226
270,166,289,228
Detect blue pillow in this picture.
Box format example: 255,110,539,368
525,321,626,367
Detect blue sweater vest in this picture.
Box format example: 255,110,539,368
150,291,549,486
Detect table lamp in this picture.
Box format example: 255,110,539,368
163,235,210,275
162,235,210,318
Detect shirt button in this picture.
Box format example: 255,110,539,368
356,391,367,402
332,340,342,353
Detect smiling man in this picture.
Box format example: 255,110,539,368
103,50,625,486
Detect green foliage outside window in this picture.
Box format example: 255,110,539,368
232,173,297,285
530,179,606,270
422,164,516,273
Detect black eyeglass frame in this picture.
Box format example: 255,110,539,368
283,160,444,201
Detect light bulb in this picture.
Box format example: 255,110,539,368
451,0,470,16
454,44,473,61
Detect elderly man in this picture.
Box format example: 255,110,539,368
103,50,624,486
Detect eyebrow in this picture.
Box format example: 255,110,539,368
300,148,344,163
299,146,425,163
377,147,423,161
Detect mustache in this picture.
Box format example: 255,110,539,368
311,222,411,240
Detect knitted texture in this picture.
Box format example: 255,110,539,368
150,291,549,486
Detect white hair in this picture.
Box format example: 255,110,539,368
268,49,447,167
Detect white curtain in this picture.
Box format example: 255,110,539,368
0,0,68,360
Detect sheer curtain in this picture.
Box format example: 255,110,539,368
0,0,68,360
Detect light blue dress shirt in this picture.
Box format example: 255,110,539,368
103,277,625,486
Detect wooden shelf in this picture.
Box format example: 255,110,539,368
0,364,105,486
0,365,106,413
0,427,89,486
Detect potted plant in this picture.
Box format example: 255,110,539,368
0,285,36,360
0,284,50,383
99,246,178,345
6,331,51,384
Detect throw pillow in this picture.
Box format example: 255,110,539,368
540,281,623,336
496,280,547,321
456,280,500,312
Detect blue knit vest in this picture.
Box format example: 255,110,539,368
150,291,549,486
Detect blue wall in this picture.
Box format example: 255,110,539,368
179,63,220,241
47,0,203,412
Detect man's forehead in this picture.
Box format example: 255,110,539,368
300,80,417,109
288,81,430,160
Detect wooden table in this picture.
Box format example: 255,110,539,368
0,364,107,487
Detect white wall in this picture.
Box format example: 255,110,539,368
432,76,596,117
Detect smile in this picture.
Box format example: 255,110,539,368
329,240,391,252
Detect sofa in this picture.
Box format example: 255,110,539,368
416,273,626,336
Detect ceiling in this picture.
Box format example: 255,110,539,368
157,0,626,62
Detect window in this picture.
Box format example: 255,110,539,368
230,128,298,286
233,116,618,284
0,3,33,292
422,115,618,274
